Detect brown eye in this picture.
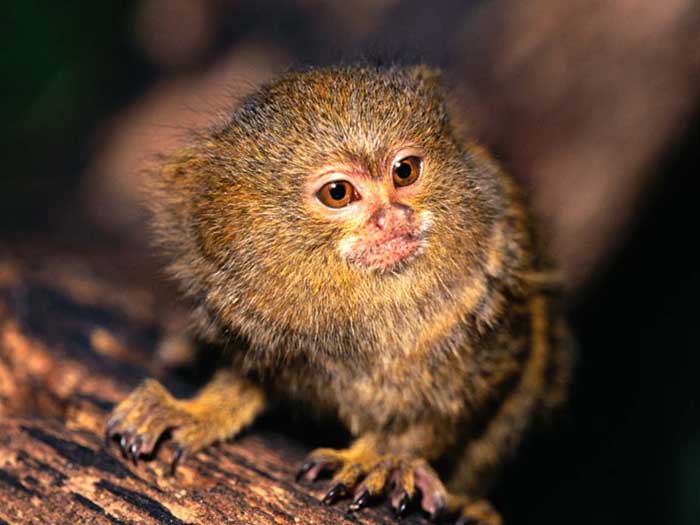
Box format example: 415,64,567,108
392,156,421,187
317,180,356,208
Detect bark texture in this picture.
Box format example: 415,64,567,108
0,255,427,525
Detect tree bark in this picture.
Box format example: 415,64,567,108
0,254,426,525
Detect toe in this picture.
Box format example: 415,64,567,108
388,461,416,515
357,458,393,496
331,462,364,489
413,460,447,520
297,448,344,481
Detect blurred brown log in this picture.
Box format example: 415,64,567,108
0,255,427,525
454,0,700,287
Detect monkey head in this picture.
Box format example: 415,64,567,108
152,64,511,359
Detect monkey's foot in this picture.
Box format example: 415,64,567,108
105,375,265,473
106,379,206,471
296,443,448,519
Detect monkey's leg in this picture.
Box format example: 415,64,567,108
106,369,265,471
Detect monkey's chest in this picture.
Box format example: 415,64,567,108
270,350,471,434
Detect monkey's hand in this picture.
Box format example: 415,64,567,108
297,434,502,525
105,370,265,472
295,435,444,519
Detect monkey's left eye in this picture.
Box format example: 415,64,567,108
392,156,422,187
316,180,357,208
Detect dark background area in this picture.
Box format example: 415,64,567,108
2,2,698,524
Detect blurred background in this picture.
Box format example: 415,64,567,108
2,1,699,524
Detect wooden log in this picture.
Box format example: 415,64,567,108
454,0,700,287
0,255,427,525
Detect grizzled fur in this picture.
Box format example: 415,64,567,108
112,64,572,524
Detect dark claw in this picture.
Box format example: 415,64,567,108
118,435,130,459
348,490,370,512
129,435,143,465
395,492,410,518
296,461,315,481
171,446,186,476
322,483,347,505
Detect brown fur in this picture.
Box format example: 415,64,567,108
107,64,573,524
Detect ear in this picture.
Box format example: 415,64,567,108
409,64,442,89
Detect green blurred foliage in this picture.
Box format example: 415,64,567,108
3,2,136,135
1,2,140,233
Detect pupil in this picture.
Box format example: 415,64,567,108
330,183,346,200
396,162,411,179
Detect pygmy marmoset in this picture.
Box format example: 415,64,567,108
106,64,572,525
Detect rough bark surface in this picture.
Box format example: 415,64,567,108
0,255,427,525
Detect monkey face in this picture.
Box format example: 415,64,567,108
305,148,432,272
161,65,504,346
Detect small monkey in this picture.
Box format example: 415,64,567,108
106,64,572,525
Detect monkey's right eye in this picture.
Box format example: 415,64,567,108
316,181,356,208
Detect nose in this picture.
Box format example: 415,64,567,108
370,203,414,231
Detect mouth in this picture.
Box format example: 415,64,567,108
345,231,424,271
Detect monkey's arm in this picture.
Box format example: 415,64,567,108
106,369,265,471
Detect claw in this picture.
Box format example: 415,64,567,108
322,483,347,505
296,461,314,481
348,489,370,512
394,491,410,518
118,435,130,459
171,446,186,476
129,435,143,465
